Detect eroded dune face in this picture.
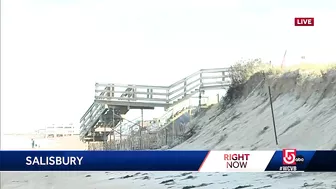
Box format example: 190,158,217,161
176,70,336,151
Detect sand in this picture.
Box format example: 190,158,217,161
2,70,336,189
1,135,86,150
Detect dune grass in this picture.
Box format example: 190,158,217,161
273,62,336,76
230,59,336,85
222,60,336,108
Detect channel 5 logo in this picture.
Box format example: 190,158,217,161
282,149,305,165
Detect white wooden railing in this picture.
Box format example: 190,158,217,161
94,68,230,105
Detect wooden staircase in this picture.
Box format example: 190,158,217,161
80,68,231,142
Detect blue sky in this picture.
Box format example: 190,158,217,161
1,0,336,133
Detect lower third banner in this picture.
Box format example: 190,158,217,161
0,150,335,172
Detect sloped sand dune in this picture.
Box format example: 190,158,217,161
2,70,336,189
176,70,336,150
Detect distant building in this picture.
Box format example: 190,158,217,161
36,129,46,135
45,123,78,138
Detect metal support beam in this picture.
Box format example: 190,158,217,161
268,86,279,145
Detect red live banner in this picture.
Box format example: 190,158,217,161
294,17,314,26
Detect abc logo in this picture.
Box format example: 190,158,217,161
295,155,305,164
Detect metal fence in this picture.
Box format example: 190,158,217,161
87,108,194,150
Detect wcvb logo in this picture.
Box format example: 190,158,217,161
282,149,297,165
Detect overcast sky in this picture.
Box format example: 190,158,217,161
1,0,336,133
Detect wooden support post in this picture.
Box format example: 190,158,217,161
112,108,115,149
199,90,202,107
263,72,279,146
109,122,112,150
184,80,187,97
119,124,122,150
103,122,106,150
140,109,143,149
165,128,168,145
199,72,203,108
113,130,115,149
106,87,110,98
111,85,114,97
189,98,192,120
166,89,169,104
172,108,175,140
133,88,136,99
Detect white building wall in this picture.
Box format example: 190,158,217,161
45,123,78,137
